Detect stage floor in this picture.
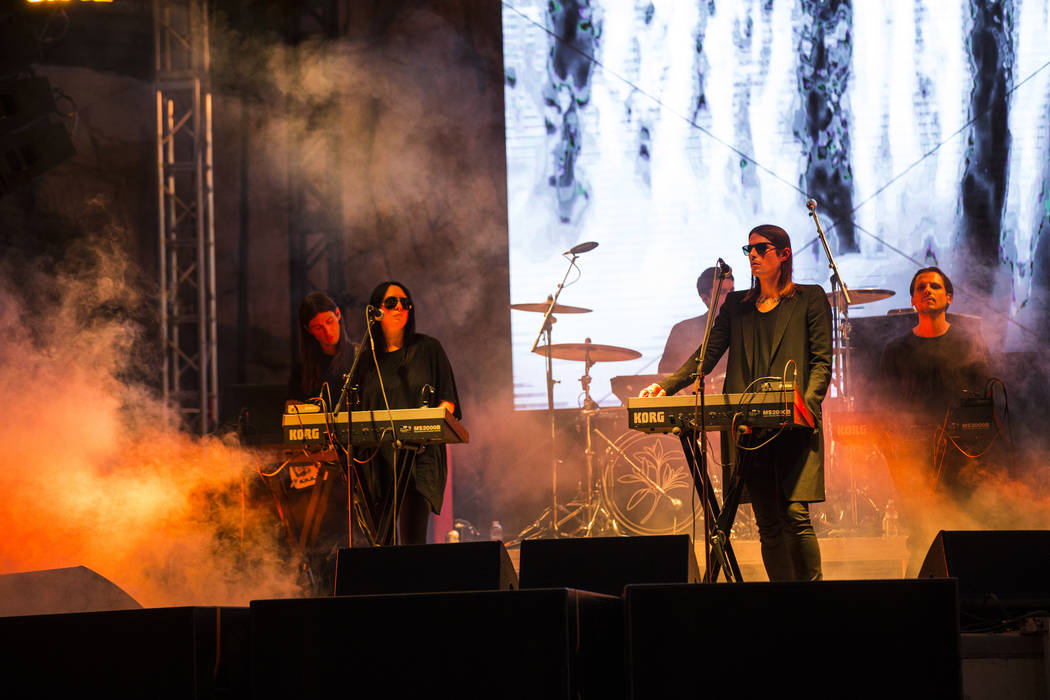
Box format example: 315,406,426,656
507,535,909,582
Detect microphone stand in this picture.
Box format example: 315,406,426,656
527,249,586,539
690,261,732,580
332,308,382,547
808,201,864,529
807,200,853,405
334,309,378,414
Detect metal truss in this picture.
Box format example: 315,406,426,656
153,0,217,434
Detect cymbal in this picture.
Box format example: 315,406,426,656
826,288,895,306
533,341,642,362
511,301,592,314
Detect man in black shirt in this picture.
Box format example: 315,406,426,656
880,267,990,418
879,267,992,572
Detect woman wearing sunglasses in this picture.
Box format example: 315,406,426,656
351,280,461,546
640,224,832,581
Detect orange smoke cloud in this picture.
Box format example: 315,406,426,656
0,238,299,607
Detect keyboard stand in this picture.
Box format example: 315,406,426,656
677,428,743,583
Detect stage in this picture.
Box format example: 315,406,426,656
2,534,1048,699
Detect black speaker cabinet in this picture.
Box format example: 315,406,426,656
251,588,623,700
0,606,250,699
0,566,141,617
519,535,700,596
919,529,1050,612
334,540,518,595
625,579,961,699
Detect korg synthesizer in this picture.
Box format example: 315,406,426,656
626,384,813,434
282,407,469,448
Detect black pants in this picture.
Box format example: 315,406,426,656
740,438,822,582
363,448,431,546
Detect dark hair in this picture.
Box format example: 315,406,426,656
696,266,732,300
743,224,796,302
368,280,416,343
909,266,954,298
297,291,350,397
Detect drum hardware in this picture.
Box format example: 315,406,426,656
542,339,644,537
807,199,856,408
513,242,600,539
825,288,895,307
532,340,642,363
596,428,706,536
510,299,593,314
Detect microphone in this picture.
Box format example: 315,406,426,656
368,305,384,321
564,241,599,255
716,257,732,278
806,199,817,212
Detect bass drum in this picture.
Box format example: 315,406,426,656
599,430,708,536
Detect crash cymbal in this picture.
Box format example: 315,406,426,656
826,288,895,306
511,301,592,314
533,340,642,362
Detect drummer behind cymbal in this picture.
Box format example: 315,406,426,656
657,266,733,376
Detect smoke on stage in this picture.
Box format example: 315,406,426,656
0,222,299,608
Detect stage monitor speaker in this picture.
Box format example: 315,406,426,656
918,529,1050,612
0,606,250,699
0,565,141,617
334,540,518,595
518,535,700,596
625,579,961,699
251,588,622,700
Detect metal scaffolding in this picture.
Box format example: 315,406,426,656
153,0,217,434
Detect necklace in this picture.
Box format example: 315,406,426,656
758,293,779,304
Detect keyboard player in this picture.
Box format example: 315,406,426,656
349,280,460,547
639,225,832,582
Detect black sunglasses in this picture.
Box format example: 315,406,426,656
742,243,777,256
381,296,412,310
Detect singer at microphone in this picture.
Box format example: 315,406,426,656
348,280,462,548
640,224,833,583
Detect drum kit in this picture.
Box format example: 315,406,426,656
512,296,662,538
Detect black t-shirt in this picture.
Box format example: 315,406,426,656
752,302,784,378
351,333,461,515
354,333,461,419
288,342,353,408
879,324,991,419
